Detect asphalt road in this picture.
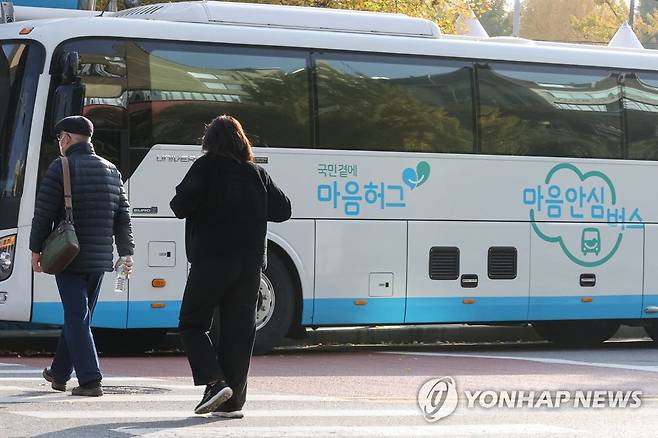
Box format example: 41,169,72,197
1,338,658,437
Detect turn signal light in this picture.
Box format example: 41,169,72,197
19,27,33,35
463,299,476,304
151,279,166,288
151,303,166,309
0,235,16,249
581,297,593,303
353,300,368,306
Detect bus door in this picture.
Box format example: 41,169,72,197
406,222,530,324
313,220,407,325
125,144,192,329
643,226,658,319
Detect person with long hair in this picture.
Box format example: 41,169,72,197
170,115,291,417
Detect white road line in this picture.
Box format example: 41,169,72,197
0,377,161,382
0,394,344,403
0,369,45,374
111,424,579,437
0,386,34,392
0,363,24,367
10,409,422,419
380,351,658,373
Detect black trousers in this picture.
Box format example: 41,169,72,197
179,252,261,410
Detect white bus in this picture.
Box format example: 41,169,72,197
2,1,658,353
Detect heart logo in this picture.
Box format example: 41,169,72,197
402,161,431,190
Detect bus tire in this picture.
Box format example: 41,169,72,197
532,320,619,346
253,252,296,355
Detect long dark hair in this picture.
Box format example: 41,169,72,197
202,115,254,162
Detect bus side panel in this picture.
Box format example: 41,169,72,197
529,222,643,320
126,218,186,329
642,224,658,318
313,220,406,325
32,264,127,328
406,221,530,323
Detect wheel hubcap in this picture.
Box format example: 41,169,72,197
256,274,275,331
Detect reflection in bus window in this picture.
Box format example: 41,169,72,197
127,41,311,158
623,72,658,160
477,63,623,159
316,54,475,153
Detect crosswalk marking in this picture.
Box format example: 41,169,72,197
0,369,46,374
0,376,161,382
111,424,579,437
10,409,422,419
0,393,344,404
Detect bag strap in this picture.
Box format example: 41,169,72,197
61,157,74,223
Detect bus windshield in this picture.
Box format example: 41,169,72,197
0,41,42,203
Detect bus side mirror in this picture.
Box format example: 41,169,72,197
50,51,85,135
50,82,86,136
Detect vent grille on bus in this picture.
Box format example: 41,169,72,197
488,247,517,280
115,5,165,16
429,247,460,280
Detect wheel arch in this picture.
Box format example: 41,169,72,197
266,232,306,338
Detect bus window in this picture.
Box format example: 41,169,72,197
0,42,42,204
477,63,624,159
315,54,475,153
126,40,311,172
624,71,658,160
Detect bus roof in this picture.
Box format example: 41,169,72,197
2,1,658,73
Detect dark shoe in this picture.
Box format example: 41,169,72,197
71,381,103,397
194,381,233,415
42,368,66,392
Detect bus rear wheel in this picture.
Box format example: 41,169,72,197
253,252,296,354
532,321,619,346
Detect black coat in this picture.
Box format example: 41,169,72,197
29,142,134,273
170,154,291,265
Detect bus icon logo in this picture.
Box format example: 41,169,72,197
417,376,458,422
581,228,601,256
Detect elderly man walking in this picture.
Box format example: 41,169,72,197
29,116,134,397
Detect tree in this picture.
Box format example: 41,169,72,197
99,0,496,34
520,0,597,42
477,0,511,36
639,0,658,18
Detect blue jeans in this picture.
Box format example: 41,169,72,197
50,271,103,386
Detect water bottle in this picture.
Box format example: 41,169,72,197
114,256,129,293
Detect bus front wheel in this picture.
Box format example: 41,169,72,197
253,252,296,354
532,320,619,346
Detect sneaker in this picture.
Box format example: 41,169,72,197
194,381,233,415
42,368,66,392
71,381,103,397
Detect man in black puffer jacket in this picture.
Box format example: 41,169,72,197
29,116,134,397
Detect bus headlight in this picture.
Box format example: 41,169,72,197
0,235,16,281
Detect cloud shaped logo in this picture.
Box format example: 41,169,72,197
403,161,431,190
527,163,626,268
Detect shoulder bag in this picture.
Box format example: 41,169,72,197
40,157,80,274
